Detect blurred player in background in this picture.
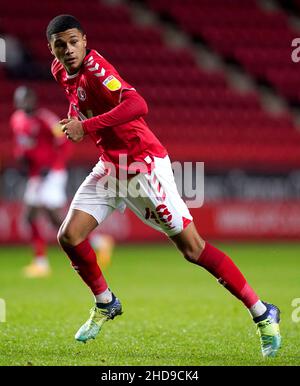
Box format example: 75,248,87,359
47,15,281,358
90,232,114,270
10,86,114,275
10,86,70,277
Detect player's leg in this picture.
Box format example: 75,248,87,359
170,223,281,357
40,169,67,229
24,206,51,278
125,155,281,357
57,159,123,342
58,208,109,296
26,206,45,258
125,170,262,308
170,222,261,308
23,169,67,276
58,208,122,342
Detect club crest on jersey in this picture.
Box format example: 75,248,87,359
77,87,87,101
103,75,121,91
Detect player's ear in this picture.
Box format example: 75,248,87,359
48,43,55,56
82,34,87,48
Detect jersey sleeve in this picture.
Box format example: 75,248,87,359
82,90,148,134
85,52,135,106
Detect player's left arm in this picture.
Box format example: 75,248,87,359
84,90,148,132
60,90,148,142
60,59,148,142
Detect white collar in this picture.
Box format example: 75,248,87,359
67,71,80,79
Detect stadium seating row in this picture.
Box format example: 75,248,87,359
1,0,299,171
146,0,300,104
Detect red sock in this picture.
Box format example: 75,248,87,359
30,221,46,258
196,242,259,308
61,239,108,296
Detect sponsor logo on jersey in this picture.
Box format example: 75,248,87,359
77,87,87,101
103,75,122,91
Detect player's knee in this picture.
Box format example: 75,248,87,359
171,223,205,263
57,226,67,246
57,224,82,247
182,243,205,263
183,249,199,263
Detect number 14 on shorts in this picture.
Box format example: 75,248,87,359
145,205,173,226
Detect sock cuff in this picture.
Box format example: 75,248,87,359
62,239,91,257
253,310,268,323
96,293,116,309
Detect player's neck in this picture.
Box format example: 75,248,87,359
66,66,80,76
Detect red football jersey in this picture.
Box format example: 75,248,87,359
10,108,69,176
51,49,167,172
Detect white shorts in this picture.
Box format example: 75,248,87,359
70,156,193,237
24,170,68,209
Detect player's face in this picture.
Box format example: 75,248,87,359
14,87,36,113
49,28,87,74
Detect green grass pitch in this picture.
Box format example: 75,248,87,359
0,242,299,366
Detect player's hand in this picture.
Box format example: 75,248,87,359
60,118,84,143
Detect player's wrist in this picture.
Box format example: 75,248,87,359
81,120,90,135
